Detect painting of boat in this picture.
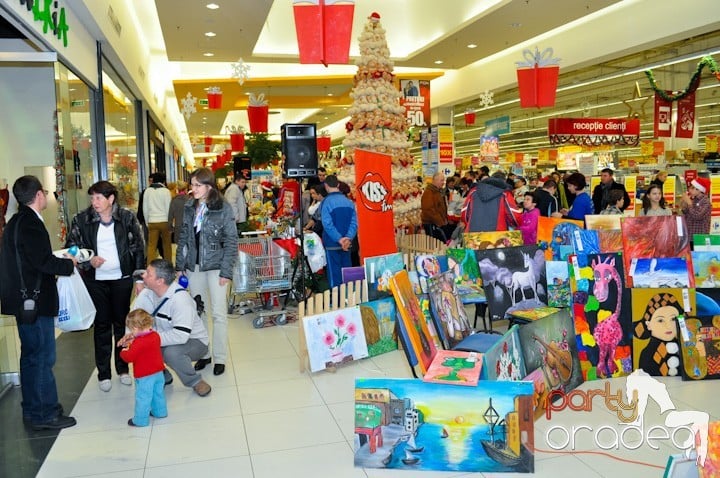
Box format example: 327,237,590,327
405,434,424,453
401,449,420,465
479,398,534,471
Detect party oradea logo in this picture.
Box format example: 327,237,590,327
357,172,393,212
543,369,710,468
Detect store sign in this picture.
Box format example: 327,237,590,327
19,0,70,47
548,118,640,146
485,115,510,136
437,125,454,163
400,79,430,128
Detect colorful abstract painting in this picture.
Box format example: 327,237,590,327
354,377,534,473
597,230,623,253
390,270,438,375
463,231,523,250
679,288,720,381
359,298,398,357
516,309,584,393
699,421,720,478
422,350,482,387
571,229,600,255
302,306,369,373
365,252,405,300
629,257,693,288
546,261,571,308
426,271,472,349
631,288,695,376
414,254,447,293
585,214,622,231
481,325,527,381
537,216,584,261
446,248,486,303
692,251,720,287
476,245,547,321
569,253,633,380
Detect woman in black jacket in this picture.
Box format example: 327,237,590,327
66,181,145,392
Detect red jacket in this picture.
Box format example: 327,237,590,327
119,331,164,378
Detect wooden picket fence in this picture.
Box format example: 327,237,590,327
395,231,447,255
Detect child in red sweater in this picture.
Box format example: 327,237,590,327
119,309,167,427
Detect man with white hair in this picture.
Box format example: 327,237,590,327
421,172,453,242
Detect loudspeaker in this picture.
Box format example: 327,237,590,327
281,123,318,178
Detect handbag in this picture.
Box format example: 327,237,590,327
55,268,96,332
13,216,41,324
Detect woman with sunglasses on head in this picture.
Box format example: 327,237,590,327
175,168,237,376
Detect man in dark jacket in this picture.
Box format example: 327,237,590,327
462,171,521,232
0,176,78,430
421,172,453,241
592,168,631,214
535,180,559,217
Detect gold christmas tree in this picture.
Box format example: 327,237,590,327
338,12,421,229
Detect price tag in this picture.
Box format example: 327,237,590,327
682,288,691,313
677,315,691,342
574,230,583,252
677,216,684,237
571,255,581,279
629,258,638,277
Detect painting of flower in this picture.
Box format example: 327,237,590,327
302,306,369,372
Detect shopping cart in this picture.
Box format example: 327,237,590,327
228,231,293,328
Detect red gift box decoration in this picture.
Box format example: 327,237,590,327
230,133,245,151
204,136,212,153
207,87,222,109
317,135,331,152
516,47,560,108
464,110,476,126
293,0,355,66
247,106,269,133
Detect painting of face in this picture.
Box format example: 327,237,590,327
646,306,679,341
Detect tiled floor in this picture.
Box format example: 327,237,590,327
21,311,720,477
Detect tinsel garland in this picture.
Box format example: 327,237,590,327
53,111,67,243
645,55,720,102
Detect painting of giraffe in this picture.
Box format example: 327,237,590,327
569,253,633,380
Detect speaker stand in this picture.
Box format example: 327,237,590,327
286,178,316,305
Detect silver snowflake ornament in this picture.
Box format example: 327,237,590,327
230,58,251,85
478,90,494,108
180,92,197,120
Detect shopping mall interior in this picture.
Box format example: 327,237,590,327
0,1,719,477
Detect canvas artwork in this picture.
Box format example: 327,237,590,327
693,234,720,252
678,288,720,381
621,216,692,287
597,230,623,253
631,288,695,377
537,216,584,260
422,350,483,386
522,368,550,421
390,270,438,374
698,421,720,478
418,294,444,351
463,231,523,250
570,229,600,256
426,271,472,349
508,306,562,322
585,214,622,231
546,261,571,308
359,298,398,357
663,453,699,478
569,253,633,380
446,248,486,303
476,245,547,321
302,306,369,373
414,254,447,293
342,266,365,284
354,377,534,473
365,252,405,300
629,257,693,288
692,251,720,287
516,309,584,393
481,325,526,381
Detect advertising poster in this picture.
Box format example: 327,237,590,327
400,79,430,129
355,149,397,261
437,125,454,164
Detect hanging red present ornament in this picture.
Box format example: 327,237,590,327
317,133,331,152
516,47,560,108
204,136,212,153
464,109,476,126
293,0,355,66
226,125,246,151
206,86,222,109
247,93,269,133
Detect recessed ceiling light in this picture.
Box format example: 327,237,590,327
206,3,219,10
205,32,216,37
467,44,477,49
203,52,214,57
510,22,521,27
327,92,333,96
434,60,444,65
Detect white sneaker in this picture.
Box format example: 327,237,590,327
119,374,132,386
99,379,112,392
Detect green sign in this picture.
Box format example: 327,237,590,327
70,99,85,107
198,99,209,106
19,0,70,47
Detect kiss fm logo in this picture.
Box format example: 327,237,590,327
357,172,393,212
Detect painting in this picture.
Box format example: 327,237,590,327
585,214,622,231
354,377,534,473
418,294,444,351
390,270,438,374
631,288,695,376
365,252,405,300
537,216,584,260
679,288,720,381
359,298,398,357
463,231,523,250
508,306,562,323
546,261,571,308
597,230,623,253
302,306,369,373
414,254,447,293
569,253,633,380
446,248,486,303
481,325,526,381
698,421,720,478
692,251,720,287
522,368,550,421
517,309,584,393
476,245,547,321
693,234,720,252
621,216,692,287
426,271,472,349
342,266,365,284
629,257,693,288
422,350,483,387
571,229,600,255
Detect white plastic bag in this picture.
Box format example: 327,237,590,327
55,268,96,332
303,231,326,273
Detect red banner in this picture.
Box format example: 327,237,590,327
354,149,397,262
548,118,640,146
654,92,673,138
400,79,430,128
675,91,696,139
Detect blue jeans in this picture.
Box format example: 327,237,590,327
326,248,351,289
17,315,59,423
133,371,167,427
